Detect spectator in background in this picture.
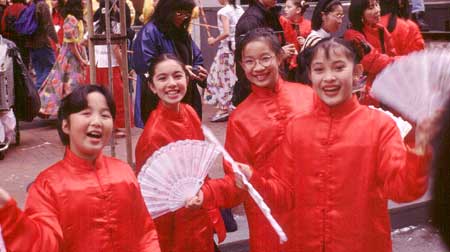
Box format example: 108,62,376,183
295,0,343,84
0,0,8,34
133,0,207,126
50,0,64,56
380,0,424,55
1,0,29,68
38,0,87,118
204,0,244,122
279,0,311,80
28,0,58,90
410,0,429,31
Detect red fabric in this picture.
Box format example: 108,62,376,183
380,15,425,56
250,95,429,252
0,148,161,252
86,67,134,129
135,102,225,252
0,3,26,38
279,16,312,69
51,10,64,56
344,28,397,106
201,78,314,252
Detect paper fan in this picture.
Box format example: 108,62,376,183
138,140,220,218
371,48,450,122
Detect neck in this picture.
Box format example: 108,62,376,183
163,102,181,113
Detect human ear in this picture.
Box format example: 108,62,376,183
353,63,364,82
148,82,157,94
62,119,70,135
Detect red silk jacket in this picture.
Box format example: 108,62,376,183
0,148,161,252
201,78,314,252
279,16,312,69
135,102,225,252
380,15,425,56
251,95,429,252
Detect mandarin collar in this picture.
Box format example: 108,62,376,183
63,147,104,170
250,77,283,98
363,23,383,34
314,94,360,118
156,101,185,121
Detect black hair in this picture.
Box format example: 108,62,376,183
11,0,25,4
57,85,116,145
432,98,450,248
147,53,189,85
60,0,84,20
151,0,195,34
307,37,360,70
288,0,310,15
379,0,398,32
235,28,283,64
229,0,237,8
348,0,375,32
311,0,343,30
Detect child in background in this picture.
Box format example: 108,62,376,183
0,85,160,252
238,38,432,252
204,0,243,122
189,28,314,252
279,0,311,78
135,54,225,252
92,0,133,137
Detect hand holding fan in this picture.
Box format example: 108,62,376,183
371,49,450,123
202,125,288,244
138,140,219,218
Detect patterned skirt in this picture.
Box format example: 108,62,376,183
204,47,237,110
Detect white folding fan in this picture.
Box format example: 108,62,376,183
138,140,220,219
371,48,450,123
0,226,5,252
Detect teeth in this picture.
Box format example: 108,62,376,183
87,132,102,138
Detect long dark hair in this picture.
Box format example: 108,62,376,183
60,0,83,20
151,0,195,34
311,0,342,30
348,0,370,32
229,0,237,8
379,0,399,32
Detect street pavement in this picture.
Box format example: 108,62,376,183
0,103,448,251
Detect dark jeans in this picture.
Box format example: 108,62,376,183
30,46,55,90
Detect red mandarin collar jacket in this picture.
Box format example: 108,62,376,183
135,102,225,252
251,94,429,252
0,148,161,252
201,78,314,252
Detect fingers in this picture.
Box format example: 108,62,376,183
185,190,204,209
234,162,253,190
185,65,208,82
282,44,297,58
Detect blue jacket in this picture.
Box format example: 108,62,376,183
132,21,204,127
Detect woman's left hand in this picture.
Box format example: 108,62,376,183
185,190,204,209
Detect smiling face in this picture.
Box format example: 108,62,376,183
150,59,188,110
240,40,282,90
62,92,113,161
321,5,344,33
363,0,381,27
309,46,362,107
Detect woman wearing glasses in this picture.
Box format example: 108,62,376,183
295,0,344,84
133,0,208,127
188,28,314,252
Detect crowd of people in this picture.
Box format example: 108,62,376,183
0,0,448,251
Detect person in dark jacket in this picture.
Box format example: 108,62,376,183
232,0,296,106
27,0,58,90
132,0,207,127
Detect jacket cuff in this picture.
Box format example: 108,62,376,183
201,185,215,210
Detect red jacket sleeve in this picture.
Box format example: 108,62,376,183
201,119,249,209
405,20,425,53
249,121,296,213
377,118,429,202
0,180,63,252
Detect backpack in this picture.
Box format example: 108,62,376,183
14,3,38,36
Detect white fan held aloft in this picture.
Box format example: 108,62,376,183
138,140,220,219
371,48,450,123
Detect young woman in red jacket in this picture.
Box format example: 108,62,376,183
135,54,225,252
187,28,314,252
344,0,398,106
236,38,432,252
0,85,161,252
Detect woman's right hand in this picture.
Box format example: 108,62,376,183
0,187,11,208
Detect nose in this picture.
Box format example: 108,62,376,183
253,60,266,71
90,113,102,127
323,70,336,82
167,76,178,87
